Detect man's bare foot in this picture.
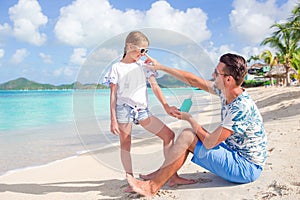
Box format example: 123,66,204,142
127,174,157,198
125,185,135,193
139,170,158,180
140,172,197,187
168,174,198,187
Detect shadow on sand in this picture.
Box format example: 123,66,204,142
0,172,239,199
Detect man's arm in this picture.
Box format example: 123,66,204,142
180,113,233,149
145,54,215,94
160,65,214,93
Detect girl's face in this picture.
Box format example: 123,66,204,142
127,42,149,61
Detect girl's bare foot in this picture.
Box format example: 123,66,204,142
127,174,157,198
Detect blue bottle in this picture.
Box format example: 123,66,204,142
180,95,193,112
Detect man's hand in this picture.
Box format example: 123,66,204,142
144,54,162,70
174,111,192,121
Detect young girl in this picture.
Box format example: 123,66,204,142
104,31,195,192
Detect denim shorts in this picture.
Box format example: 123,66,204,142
191,141,262,183
116,104,152,124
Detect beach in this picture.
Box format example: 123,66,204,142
0,86,299,200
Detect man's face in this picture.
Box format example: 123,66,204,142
212,62,228,90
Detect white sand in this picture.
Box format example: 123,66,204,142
0,86,299,200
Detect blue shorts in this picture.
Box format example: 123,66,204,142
191,141,262,183
116,104,152,124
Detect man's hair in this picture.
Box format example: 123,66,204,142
220,53,248,86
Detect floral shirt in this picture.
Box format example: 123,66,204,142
213,84,268,166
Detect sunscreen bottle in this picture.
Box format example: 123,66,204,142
180,94,193,112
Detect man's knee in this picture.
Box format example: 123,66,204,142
176,128,196,147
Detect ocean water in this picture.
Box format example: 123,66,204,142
0,88,206,175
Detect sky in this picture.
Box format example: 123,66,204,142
0,0,299,85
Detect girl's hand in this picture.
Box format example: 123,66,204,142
164,104,181,118
110,121,120,135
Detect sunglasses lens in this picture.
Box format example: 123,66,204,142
140,49,148,54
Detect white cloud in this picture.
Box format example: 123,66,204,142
273,0,300,20
53,66,75,77
75,47,120,84
70,48,87,65
39,53,53,64
144,1,210,43
229,0,275,44
229,0,298,45
55,0,138,47
10,48,29,64
0,23,11,35
54,0,210,47
241,45,276,62
9,0,48,46
0,49,5,59
206,44,237,65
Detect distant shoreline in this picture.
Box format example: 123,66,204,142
0,74,194,90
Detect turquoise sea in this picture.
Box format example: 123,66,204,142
0,88,206,175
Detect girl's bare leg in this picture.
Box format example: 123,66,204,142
118,123,134,192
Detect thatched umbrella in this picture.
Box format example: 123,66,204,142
264,65,298,86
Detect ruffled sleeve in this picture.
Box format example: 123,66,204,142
138,60,158,79
144,67,158,79
102,63,118,86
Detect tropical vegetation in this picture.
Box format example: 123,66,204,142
247,3,300,86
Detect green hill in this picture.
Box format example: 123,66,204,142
0,78,57,90
156,74,190,88
0,78,108,90
0,75,189,90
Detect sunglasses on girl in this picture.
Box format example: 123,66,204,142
132,45,149,54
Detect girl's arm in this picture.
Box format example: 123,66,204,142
110,83,120,134
148,75,179,117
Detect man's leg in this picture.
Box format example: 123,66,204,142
192,141,262,183
127,128,198,197
140,117,196,186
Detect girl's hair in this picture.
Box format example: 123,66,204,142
220,53,248,86
122,31,149,58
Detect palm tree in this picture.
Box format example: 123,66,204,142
260,4,300,86
288,4,300,33
259,50,278,85
289,4,300,82
247,55,260,64
291,48,300,82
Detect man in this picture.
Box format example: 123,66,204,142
127,53,268,197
